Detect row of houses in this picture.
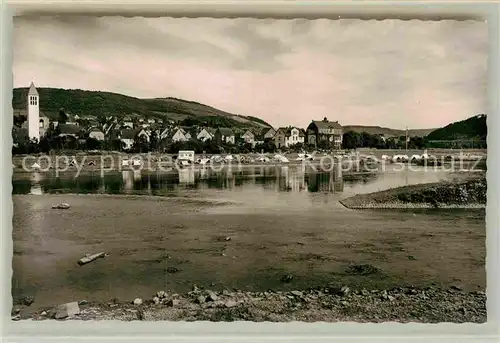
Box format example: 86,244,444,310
14,113,344,150
15,83,344,150
194,117,344,149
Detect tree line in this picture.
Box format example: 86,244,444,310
12,128,486,156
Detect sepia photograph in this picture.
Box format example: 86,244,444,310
11,16,487,323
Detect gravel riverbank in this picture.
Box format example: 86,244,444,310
13,286,486,323
340,175,486,209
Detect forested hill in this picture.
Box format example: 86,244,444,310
425,114,487,141
343,125,435,138
12,87,272,129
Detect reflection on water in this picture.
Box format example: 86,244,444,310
12,165,454,200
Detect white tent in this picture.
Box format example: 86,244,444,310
122,160,130,167
132,159,142,166
274,154,289,163
392,155,409,163
224,155,234,161
32,162,41,170
211,156,224,163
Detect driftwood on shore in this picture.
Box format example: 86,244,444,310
78,252,107,266
52,203,70,210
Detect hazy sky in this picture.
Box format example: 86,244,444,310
13,16,488,129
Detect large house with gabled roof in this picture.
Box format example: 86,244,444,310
306,117,343,149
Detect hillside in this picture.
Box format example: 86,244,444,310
12,87,272,129
343,125,435,138
425,114,487,141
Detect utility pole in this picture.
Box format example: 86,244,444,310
405,126,408,152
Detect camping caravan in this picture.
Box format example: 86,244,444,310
178,150,195,162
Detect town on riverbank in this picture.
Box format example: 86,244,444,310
11,17,488,324
11,85,488,323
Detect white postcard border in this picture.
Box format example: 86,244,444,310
1,1,499,342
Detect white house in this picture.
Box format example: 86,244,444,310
178,150,195,162
122,117,134,129
241,130,255,145
284,127,304,147
88,127,105,141
136,128,150,142
197,128,216,142
118,128,149,150
171,128,189,142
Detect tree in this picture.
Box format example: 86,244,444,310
131,134,150,153
342,131,362,149
408,136,427,149
38,136,53,153
149,131,160,151
85,137,102,150
13,115,26,127
58,108,68,124
254,140,275,153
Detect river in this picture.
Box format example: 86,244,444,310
11,164,485,309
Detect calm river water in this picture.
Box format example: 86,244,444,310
12,164,486,309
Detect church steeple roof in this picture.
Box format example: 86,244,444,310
28,82,39,96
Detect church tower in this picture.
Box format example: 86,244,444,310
27,82,40,142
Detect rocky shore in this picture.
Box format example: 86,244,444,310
12,285,486,323
340,176,486,209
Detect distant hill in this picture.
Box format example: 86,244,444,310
343,125,435,138
426,114,487,141
12,87,272,129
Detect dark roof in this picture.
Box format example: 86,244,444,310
217,127,234,136
275,127,287,135
107,129,121,140
121,128,139,140
28,82,39,96
272,127,306,138
58,123,80,135
88,127,103,133
312,119,342,130
251,127,267,136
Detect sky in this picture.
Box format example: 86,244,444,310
13,16,488,129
